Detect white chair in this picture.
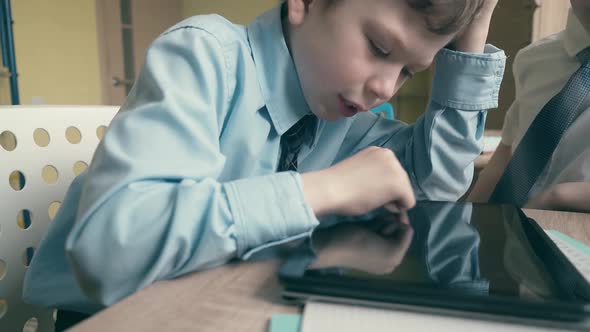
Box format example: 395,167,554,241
0,105,118,332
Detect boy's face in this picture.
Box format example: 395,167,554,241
286,0,455,121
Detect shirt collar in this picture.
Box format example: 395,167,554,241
564,9,590,58
247,3,311,135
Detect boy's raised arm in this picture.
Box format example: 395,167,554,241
322,0,505,202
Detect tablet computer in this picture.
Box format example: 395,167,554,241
277,201,590,330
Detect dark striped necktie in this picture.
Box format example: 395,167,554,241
490,47,590,206
277,114,317,172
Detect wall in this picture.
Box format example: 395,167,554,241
7,0,278,106
11,0,102,105
533,0,571,42
486,0,570,129
0,52,10,104
182,0,278,24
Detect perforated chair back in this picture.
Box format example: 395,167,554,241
0,105,118,332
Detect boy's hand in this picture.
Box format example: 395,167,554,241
451,0,499,54
301,147,416,218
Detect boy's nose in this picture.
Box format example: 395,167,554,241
366,73,397,105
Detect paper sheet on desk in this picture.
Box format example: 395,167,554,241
301,302,556,332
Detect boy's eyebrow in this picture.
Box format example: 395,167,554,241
373,22,433,70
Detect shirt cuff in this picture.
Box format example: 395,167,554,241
431,44,506,111
223,171,319,256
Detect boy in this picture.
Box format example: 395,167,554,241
469,0,590,212
24,0,505,325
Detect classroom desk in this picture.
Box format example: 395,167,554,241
70,208,590,332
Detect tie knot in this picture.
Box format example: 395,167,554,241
277,114,317,172
576,47,590,64
285,114,317,141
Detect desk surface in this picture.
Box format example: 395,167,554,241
71,209,590,332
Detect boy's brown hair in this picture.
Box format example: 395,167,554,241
323,0,486,35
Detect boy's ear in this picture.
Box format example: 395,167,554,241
287,0,315,26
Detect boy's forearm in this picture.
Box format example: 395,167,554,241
526,182,590,213
452,17,492,53
406,45,505,200
451,0,497,54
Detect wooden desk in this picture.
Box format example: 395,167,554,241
71,209,590,332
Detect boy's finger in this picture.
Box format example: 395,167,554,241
383,203,410,225
384,203,400,213
397,190,416,211
397,209,410,225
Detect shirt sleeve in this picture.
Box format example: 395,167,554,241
339,45,506,200
64,25,318,306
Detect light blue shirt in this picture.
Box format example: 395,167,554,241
23,4,505,313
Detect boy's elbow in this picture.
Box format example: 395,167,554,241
66,239,134,306
65,219,151,306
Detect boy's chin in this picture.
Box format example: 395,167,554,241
310,106,343,122
313,112,341,122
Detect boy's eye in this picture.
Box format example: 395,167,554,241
368,38,390,58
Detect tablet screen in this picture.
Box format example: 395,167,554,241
285,202,580,303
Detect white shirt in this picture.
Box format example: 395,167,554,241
501,10,590,198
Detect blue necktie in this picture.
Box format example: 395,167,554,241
277,114,317,172
490,48,590,206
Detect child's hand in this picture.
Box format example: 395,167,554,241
451,0,499,54
301,147,416,218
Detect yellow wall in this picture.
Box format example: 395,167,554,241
182,0,278,24
0,78,8,104
0,52,10,104
11,0,101,105
6,0,277,106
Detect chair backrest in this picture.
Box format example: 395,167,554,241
0,105,118,332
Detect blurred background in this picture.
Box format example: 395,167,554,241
0,0,571,129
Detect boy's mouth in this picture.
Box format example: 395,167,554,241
338,95,365,117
